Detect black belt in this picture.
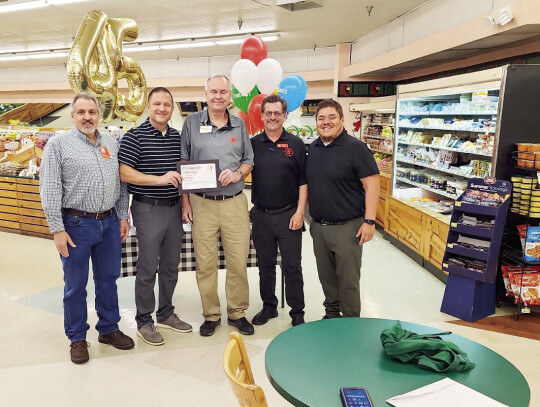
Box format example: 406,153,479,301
195,191,242,201
61,208,113,220
256,203,297,215
133,195,180,207
313,218,350,226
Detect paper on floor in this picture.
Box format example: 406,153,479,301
386,378,508,407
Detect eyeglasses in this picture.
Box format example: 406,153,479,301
263,111,284,118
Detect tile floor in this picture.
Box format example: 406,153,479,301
1,221,538,406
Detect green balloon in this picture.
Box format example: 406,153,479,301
232,86,259,112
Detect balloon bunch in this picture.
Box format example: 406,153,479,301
231,35,308,135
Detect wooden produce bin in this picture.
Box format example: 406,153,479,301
0,176,51,239
385,196,450,274
422,215,450,271
376,173,390,226
385,196,423,254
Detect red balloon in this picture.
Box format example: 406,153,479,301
247,94,267,134
238,110,256,135
240,35,268,66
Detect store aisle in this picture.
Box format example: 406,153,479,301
0,227,538,406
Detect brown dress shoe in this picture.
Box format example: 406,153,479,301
70,340,89,364
98,330,135,350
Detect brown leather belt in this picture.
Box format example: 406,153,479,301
61,208,113,220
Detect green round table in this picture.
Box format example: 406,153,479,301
265,318,530,407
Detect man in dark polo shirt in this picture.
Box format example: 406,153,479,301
181,74,254,337
118,87,192,346
250,95,307,327
306,99,380,318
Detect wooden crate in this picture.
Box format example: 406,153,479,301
385,196,423,253
0,176,51,239
422,215,450,270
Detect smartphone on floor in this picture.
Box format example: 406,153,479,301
340,387,374,407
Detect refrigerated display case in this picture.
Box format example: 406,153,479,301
387,65,540,279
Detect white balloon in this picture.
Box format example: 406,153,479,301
256,58,283,95
231,59,257,95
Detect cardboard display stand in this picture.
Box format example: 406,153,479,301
441,178,511,322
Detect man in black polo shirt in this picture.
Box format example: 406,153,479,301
118,87,192,346
250,95,307,327
306,99,380,318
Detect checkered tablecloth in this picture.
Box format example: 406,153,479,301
121,225,273,277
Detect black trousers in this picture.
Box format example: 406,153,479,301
250,206,305,317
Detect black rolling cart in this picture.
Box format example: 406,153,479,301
440,178,511,322
498,151,540,319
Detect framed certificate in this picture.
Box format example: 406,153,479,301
177,160,220,193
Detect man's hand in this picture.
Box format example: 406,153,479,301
182,202,194,224
119,219,130,242
356,223,375,245
289,210,304,230
54,230,76,257
156,171,183,187
218,169,241,187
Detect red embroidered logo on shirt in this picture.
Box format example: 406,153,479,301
230,137,236,143
285,148,293,157
99,146,111,159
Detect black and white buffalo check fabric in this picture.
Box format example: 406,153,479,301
121,225,277,277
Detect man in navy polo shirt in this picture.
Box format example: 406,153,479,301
306,99,380,318
250,95,307,327
119,87,192,346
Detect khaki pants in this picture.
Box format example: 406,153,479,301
190,193,250,320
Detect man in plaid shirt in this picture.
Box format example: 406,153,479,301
40,93,134,364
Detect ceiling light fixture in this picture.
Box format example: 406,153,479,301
0,0,89,13
0,32,281,61
0,0,47,13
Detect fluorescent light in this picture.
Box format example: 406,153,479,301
161,41,215,50
215,38,245,46
0,0,48,13
46,0,88,4
0,55,29,62
375,108,395,112
28,52,69,59
124,45,162,53
260,34,280,42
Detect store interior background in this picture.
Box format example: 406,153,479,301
1,0,539,405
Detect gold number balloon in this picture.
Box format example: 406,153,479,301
67,10,147,122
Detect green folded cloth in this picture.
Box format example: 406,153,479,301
380,321,475,373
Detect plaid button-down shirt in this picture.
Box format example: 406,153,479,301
40,127,128,234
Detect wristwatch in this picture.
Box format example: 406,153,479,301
363,219,376,225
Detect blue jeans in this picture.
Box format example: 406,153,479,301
61,212,121,342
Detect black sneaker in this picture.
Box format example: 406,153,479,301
251,308,278,325
291,315,305,326
228,317,255,335
199,319,221,337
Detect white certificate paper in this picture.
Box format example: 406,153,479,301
177,160,219,193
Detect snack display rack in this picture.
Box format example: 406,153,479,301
441,178,511,322
499,151,540,318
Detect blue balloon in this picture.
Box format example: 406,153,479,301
278,74,308,113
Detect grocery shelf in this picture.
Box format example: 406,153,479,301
397,140,492,157
396,156,474,178
399,111,497,116
363,134,393,140
398,125,488,133
395,176,458,199
368,147,393,154
366,123,394,127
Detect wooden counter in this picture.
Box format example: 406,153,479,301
376,173,390,226
0,176,51,239
385,196,450,272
